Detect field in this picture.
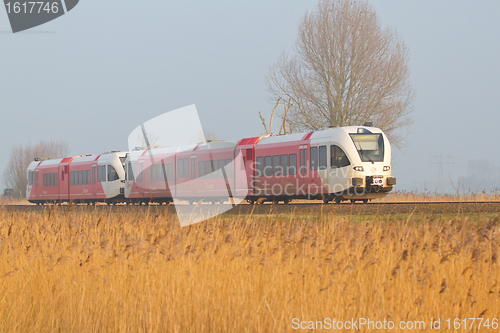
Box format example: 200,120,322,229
0,203,499,332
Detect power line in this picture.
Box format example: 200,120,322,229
432,154,453,194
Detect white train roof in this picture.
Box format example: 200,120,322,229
255,126,384,147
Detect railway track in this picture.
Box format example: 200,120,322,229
2,201,500,216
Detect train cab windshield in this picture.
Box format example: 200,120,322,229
349,134,384,163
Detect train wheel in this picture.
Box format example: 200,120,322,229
283,199,291,205
350,199,356,204
323,198,330,204
362,199,369,204
334,198,342,204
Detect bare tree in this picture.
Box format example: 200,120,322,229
259,98,293,135
2,140,69,199
266,0,415,147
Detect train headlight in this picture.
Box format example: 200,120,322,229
353,166,364,172
383,166,390,171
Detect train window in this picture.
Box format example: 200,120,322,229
273,155,280,176
300,150,303,173
191,159,196,179
35,171,39,187
61,171,64,182
198,161,205,179
99,167,104,183
225,159,232,178
92,166,96,183
79,171,83,185
87,170,91,185
98,166,102,182
256,157,264,177
70,172,74,186
138,163,143,182
108,166,119,181
42,174,46,187
349,133,384,162
167,163,173,181
281,154,288,176
205,160,212,179
178,159,183,178
218,159,225,178
55,173,58,187
331,145,351,168
300,149,308,174
212,160,218,179
158,164,164,181
151,165,156,182
304,150,307,172
319,146,327,170
184,158,189,179
264,156,272,177
127,163,134,181
310,147,318,171
289,154,297,175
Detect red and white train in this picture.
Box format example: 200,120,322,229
27,125,396,205
26,151,127,205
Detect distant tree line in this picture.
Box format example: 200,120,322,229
2,140,69,199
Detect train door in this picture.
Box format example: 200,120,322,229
34,170,39,198
309,144,327,195
58,164,68,201
329,145,352,194
92,164,97,197
138,160,144,196
298,145,308,196
234,148,252,197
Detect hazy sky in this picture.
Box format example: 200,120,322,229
1,1,499,193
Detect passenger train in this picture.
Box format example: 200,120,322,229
26,125,396,205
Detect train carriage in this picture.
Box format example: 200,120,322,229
26,151,128,205
125,141,239,204
245,125,396,203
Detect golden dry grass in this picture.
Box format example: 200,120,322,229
0,206,499,332
379,190,500,203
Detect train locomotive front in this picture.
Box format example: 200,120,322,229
246,125,395,203
312,126,396,203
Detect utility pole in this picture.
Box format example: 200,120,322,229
432,154,453,194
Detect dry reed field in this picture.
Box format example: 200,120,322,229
0,205,499,332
